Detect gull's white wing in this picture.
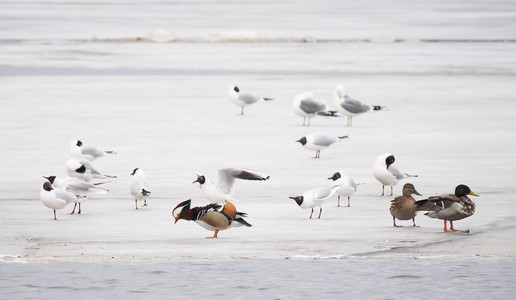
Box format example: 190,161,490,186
217,168,270,195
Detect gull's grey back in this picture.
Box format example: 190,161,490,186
341,96,370,114
300,99,325,114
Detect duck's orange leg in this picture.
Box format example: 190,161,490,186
443,220,451,232
444,220,469,233
449,221,469,233
206,230,219,239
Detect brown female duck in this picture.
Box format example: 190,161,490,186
390,183,438,227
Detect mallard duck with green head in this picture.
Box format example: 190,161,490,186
424,184,479,233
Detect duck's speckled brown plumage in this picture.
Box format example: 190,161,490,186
389,183,422,227
424,184,478,232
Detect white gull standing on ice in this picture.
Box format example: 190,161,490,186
70,139,116,161
43,175,109,214
327,171,362,207
292,91,339,126
296,134,348,158
289,185,342,219
372,153,417,196
228,85,273,115
333,84,384,127
193,167,270,203
130,168,151,209
40,181,81,220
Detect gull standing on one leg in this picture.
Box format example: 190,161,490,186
228,85,273,115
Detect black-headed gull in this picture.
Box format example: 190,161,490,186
43,175,109,214
193,167,270,203
66,157,116,182
70,139,116,161
40,181,81,220
334,84,384,127
292,91,339,126
296,134,348,158
130,168,151,209
289,185,342,218
228,85,273,115
172,199,252,238
327,172,362,207
372,153,417,196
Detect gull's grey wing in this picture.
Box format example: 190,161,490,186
80,159,102,175
81,145,105,158
300,99,326,114
238,92,260,105
312,135,337,147
217,168,270,194
341,96,370,114
66,179,97,191
387,165,406,180
54,188,76,203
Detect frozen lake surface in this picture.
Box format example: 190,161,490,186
2,258,515,298
1,0,516,298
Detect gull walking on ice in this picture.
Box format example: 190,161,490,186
228,85,273,115
296,134,348,158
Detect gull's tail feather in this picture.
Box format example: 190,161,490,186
93,180,112,186
317,110,340,117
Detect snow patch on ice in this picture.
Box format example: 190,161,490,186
149,29,176,43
